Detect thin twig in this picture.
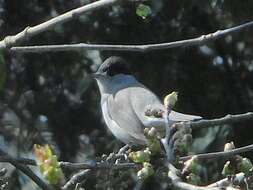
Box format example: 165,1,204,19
208,172,245,188
190,112,253,130
61,160,137,190
168,169,219,190
11,20,253,53
61,169,91,190
0,0,123,49
60,161,138,170
0,149,53,190
180,144,253,161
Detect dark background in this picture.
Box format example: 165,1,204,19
0,0,253,189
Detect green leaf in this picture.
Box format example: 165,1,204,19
136,4,152,19
237,158,253,175
34,144,63,185
129,150,151,163
137,162,154,180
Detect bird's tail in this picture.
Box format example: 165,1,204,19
169,110,202,122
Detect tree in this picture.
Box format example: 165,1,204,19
1,0,253,189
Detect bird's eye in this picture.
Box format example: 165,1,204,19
102,67,108,72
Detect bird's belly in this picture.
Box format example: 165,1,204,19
101,102,145,145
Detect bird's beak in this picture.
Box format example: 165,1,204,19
91,72,101,79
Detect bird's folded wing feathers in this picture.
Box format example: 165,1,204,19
129,85,166,127
129,84,202,126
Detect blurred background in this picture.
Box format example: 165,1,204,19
0,0,253,189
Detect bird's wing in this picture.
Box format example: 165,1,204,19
106,89,147,144
128,84,166,128
129,84,202,128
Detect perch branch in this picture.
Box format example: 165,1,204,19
0,155,138,170
11,20,253,53
60,161,138,170
190,112,253,130
0,0,122,49
180,144,253,161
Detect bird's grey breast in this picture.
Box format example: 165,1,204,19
100,78,148,144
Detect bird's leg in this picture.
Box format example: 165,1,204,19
161,103,175,162
145,107,164,118
116,144,131,163
117,144,130,155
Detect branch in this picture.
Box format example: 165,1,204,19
180,144,253,161
0,149,53,190
11,20,253,53
168,169,220,190
0,156,37,166
190,112,253,130
61,169,91,190
208,172,245,188
60,150,138,190
0,155,138,170
0,0,123,49
60,161,138,170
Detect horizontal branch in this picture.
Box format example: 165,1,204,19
0,155,138,170
190,112,253,130
180,144,253,161
0,0,122,49
0,149,52,190
60,161,138,170
11,20,253,53
208,172,245,188
168,169,220,190
0,156,37,166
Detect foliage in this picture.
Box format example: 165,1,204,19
136,4,152,19
34,144,63,185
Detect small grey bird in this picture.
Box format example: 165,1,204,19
93,56,201,145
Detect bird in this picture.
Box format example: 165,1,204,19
93,56,201,145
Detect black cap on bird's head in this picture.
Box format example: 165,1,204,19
94,56,131,77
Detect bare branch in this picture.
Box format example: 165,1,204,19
0,0,123,49
60,161,138,170
172,181,220,190
190,112,253,130
62,169,91,190
180,144,253,161
0,156,37,166
168,169,220,190
0,155,138,170
11,20,253,53
0,149,53,190
208,172,245,188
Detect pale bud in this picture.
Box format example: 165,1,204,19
224,142,235,151
163,91,178,108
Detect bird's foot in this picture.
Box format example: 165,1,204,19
145,107,164,118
